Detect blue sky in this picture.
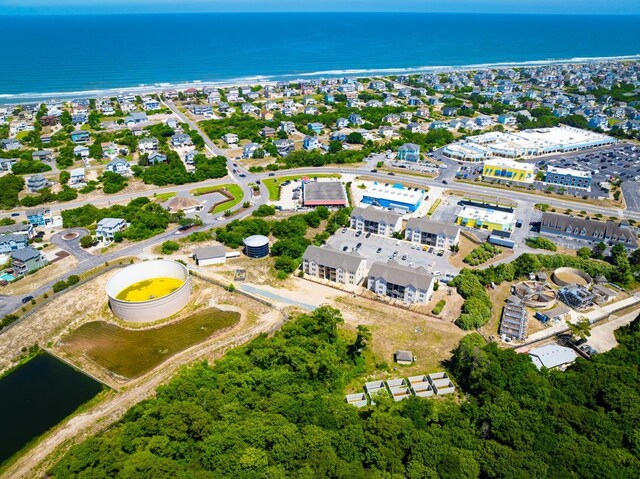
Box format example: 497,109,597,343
1,0,639,15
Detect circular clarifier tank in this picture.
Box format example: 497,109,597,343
106,260,192,323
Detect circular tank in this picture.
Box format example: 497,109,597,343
244,234,270,258
552,267,592,287
106,260,192,323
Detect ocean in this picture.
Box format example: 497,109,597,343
0,13,638,102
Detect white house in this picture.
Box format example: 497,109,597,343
95,218,127,242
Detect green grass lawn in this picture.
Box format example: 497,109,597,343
263,174,341,201
155,192,176,202
210,184,244,214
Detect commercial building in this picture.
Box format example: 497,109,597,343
405,217,460,248
302,181,348,207
456,206,515,232
529,344,577,370
95,218,127,242
361,183,425,213
442,142,488,162
445,126,615,159
367,261,435,304
482,158,535,184
349,206,403,237
192,245,226,266
544,165,592,190
540,213,637,248
11,247,47,275
302,245,367,286
244,235,270,258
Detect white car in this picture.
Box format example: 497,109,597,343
433,271,442,276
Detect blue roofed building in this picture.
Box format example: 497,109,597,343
361,183,425,213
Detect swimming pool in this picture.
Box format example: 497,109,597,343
1,273,15,282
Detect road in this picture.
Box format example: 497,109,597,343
0,112,637,318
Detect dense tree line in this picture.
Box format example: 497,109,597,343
61,197,178,241
51,307,640,478
216,206,349,278
133,152,227,186
0,174,25,209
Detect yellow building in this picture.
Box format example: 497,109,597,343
482,158,534,184
456,206,514,232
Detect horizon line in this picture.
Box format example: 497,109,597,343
2,11,639,17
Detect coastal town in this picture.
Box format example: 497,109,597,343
2,57,640,476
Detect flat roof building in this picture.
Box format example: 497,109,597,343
529,344,577,370
482,158,535,184
446,126,615,159
361,183,425,213
544,165,592,190
302,181,348,207
456,206,515,232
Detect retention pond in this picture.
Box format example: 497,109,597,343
0,353,103,466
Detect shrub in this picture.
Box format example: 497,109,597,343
525,236,558,251
161,240,180,255
432,300,446,315
52,281,69,293
67,275,80,285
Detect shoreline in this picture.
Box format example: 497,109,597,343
1,54,638,105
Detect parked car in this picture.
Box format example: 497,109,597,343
22,296,33,304
376,247,383,253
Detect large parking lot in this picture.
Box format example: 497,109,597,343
530,144,640,205
326,228,458,277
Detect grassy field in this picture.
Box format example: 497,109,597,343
263,174,340,201
210,184,244,214
59,308,239,378
154,192,176,202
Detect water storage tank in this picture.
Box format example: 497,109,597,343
106,260,192,323
243,234,270,258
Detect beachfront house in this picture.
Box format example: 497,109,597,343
0,233,28,254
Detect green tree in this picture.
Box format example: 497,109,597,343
577,247,592,259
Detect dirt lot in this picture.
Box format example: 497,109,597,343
0,254,78,296
335,294,469,391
